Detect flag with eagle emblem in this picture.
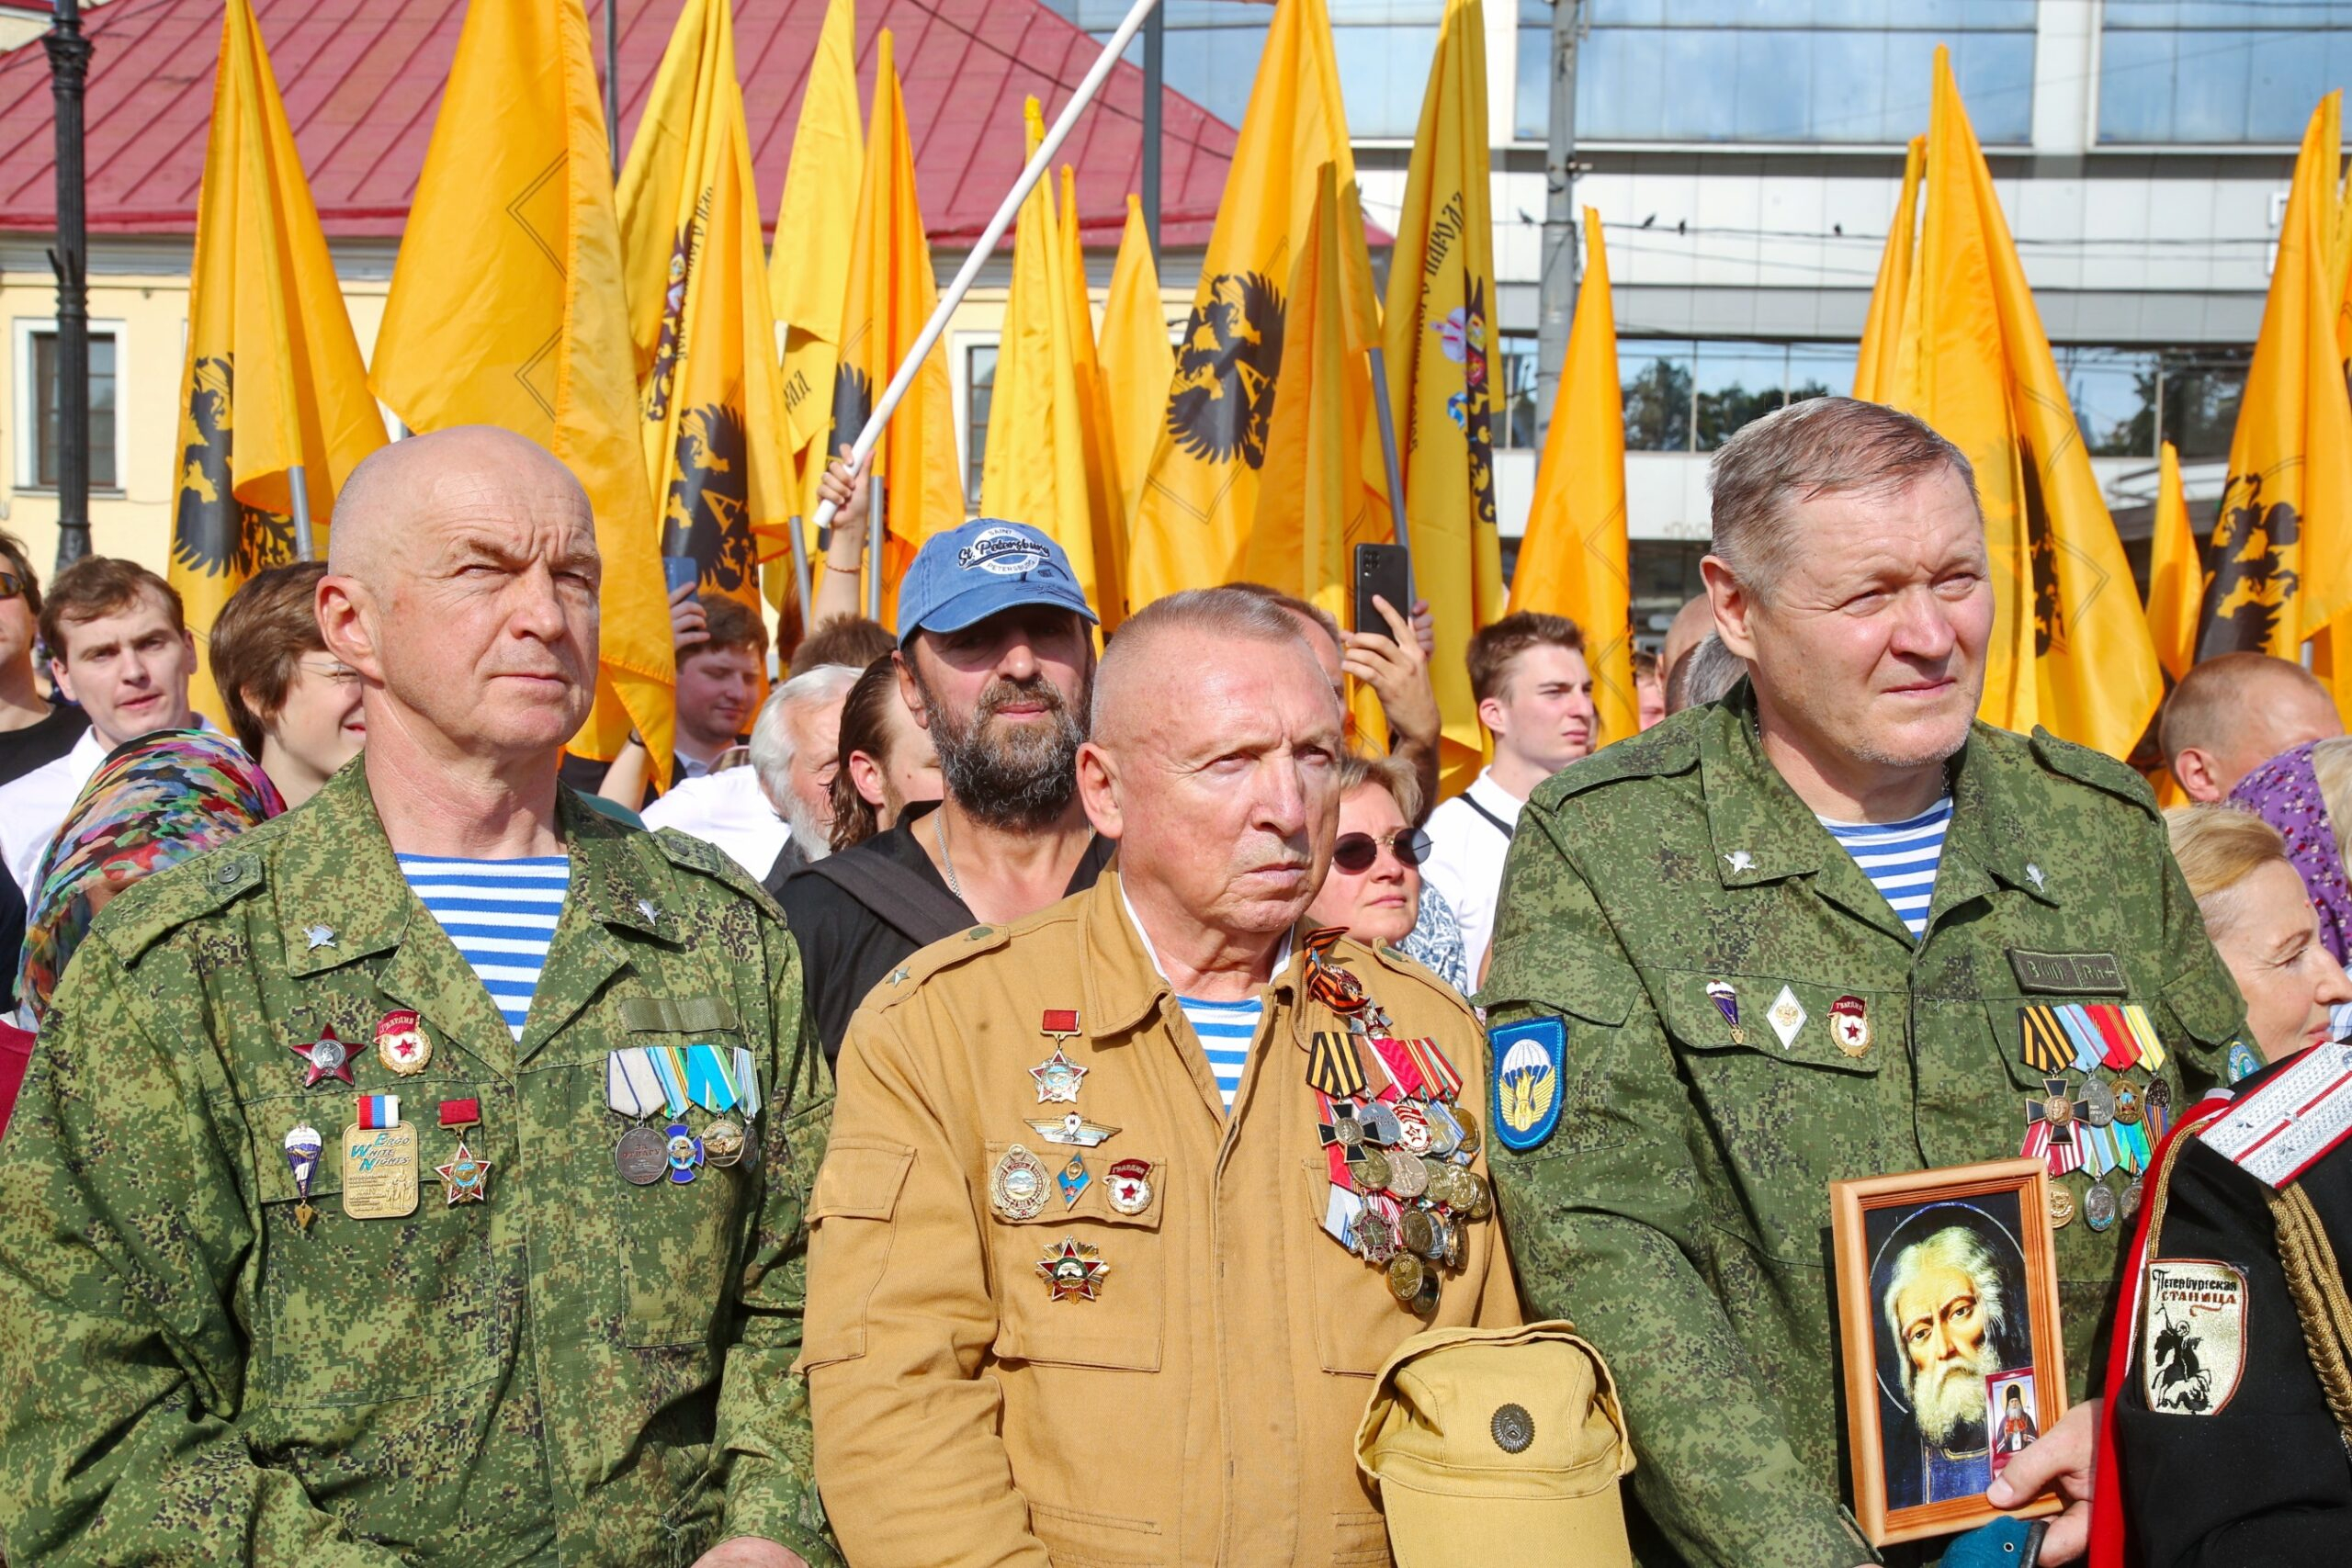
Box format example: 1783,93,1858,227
2197,95,2352,670
172,0,383,727
616,0,795,646
1852,48,2161,760
371,0,673,782
1375,0,1505,792
1125,0,1379,610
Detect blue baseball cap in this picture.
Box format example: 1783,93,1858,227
894,517,1100,643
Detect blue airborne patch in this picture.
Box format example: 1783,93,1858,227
1491,1015,1566,1152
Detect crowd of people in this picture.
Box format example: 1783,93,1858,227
0,396,2346,1566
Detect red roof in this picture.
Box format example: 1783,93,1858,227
0,0,1238,245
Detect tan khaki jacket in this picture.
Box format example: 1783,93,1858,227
801,874,1520,1566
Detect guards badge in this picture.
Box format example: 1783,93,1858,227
1491,1016,1566,1152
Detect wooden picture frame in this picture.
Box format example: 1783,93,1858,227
1830,1157,2067,1547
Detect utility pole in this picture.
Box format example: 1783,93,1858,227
1140,3,1164,264
1533,0,1581,439
605,0,619,175
47,0,92,574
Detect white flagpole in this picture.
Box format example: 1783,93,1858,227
810,0,1165,555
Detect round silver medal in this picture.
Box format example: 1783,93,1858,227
2081,1078,2117,1129
615,1125,669,1186
309,1036,346,1073
2083,1179,2119,1232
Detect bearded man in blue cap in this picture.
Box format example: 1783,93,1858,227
776,512,1114,1062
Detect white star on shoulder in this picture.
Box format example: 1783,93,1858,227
303,924,336,951
637,897,660,923
1724,851,1755,874
2025,863,2045,891
887,965,911,987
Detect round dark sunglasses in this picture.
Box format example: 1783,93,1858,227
1330,828,1432,875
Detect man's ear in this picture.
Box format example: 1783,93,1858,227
1476,694,1506,739
1699,555,1755,663
317,573,382,682
2173,746,2222,804
1076,740,1122,840
893,649,932,734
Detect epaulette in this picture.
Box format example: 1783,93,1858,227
649,826,787,920
2198,1041,2352,1189
867,918,1014,1010
2028,726,2161,821
1530,709,1703,809
93,845,267,968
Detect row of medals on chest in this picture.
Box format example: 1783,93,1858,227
2030,1070,2167,1235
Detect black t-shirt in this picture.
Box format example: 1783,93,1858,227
778,801,1114,1063
0,703,89,789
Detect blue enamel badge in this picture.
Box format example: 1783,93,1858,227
1492,1016,1566,1152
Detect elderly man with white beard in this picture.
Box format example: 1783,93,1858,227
1883,1225,2015,1508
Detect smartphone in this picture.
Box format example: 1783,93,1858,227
662,555,701,597
1352,543,1413,640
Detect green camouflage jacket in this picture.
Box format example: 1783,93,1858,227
1480,692,2245,1568
0,760,838,1568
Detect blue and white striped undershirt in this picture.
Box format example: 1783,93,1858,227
397,854,571,1041
1818,797,1952,940
1177,996,1263,1113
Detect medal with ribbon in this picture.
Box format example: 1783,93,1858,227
607,1048,671,1186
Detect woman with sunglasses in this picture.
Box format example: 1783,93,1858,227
1303,750,1469,992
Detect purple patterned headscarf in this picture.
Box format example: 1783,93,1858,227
2229,740,2352,966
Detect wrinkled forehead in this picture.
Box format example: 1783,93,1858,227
1776,467,1987,583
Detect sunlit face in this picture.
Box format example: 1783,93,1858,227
1635,671,1667,731
1895,1260,1987,1378
258,653,367,802
328,461,600,762
1304,783,1421,946
0,568,33,671
1082,631,1343,939
904,604,1093,830
1724,467,1994,779
675,644,761,756
849,682,940,828
51,588,198,748
2208,858,2352,1062
784,694,843,833
1481,643,1596,775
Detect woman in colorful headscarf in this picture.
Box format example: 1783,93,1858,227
13,729,283,1031
2228,737,2352,1047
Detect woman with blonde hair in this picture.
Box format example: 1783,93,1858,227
2165,802,2352,1068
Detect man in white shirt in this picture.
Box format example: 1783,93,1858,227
0,558,200,893
641,662,859,888
1420,611,1596,981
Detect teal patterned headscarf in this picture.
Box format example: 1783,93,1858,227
17,729,284,1025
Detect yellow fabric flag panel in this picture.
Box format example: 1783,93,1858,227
173,0,384,722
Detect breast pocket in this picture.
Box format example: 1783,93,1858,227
244,1088,511,1406
1292,1156,1449,1376
607,1030,763,1349
984,1140,1164,1372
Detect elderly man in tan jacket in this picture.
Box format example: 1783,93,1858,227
801,587,1518,1566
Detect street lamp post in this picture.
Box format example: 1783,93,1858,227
46,0,93,574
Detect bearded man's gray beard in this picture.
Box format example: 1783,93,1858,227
783,793,831,863
1910,1337,2001,1446
916,668,1090,831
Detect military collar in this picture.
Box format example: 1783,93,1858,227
1080,874,1303,1041
1696,695,2061,939
279,763,672,978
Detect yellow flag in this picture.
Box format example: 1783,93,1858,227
372,0,672,779
1852,49,2161,758
831,28,967,624
1060,165,1128,628
2198,94,2352,662
172,0,384,724
1852,137,1924,407
2146,442,2200,683
770,0,860,513
1510,209,1632,743
1099,193,1171,525
616,0,793,636
1375,0,1506,787
1126,0,1376,607
978,102,1105,616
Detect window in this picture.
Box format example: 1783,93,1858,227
1043,2,1447,140
2100,2,2352,144
1496,330,1542,449
16,322,119,491
1614,338,1856,452
1521,0,2036,145
2052,344,2249,459
966,343,998,502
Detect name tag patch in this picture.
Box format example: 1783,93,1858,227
2008,949,2128,995
2142,1259,2248,1416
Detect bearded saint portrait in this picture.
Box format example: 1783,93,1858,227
1868,1204,2034,1510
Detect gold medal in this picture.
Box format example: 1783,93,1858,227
374,1010,432,1077
342,1122,420,1220
1399,1208,1435,1258
1385,1251,1425,1304
1385,1151,1429,1199
990,1145,1051,1221
2047,1184,2077,1230
1353,1146,1394,1195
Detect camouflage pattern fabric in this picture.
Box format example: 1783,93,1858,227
0,759,839,1567
1480,689,2246,1568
